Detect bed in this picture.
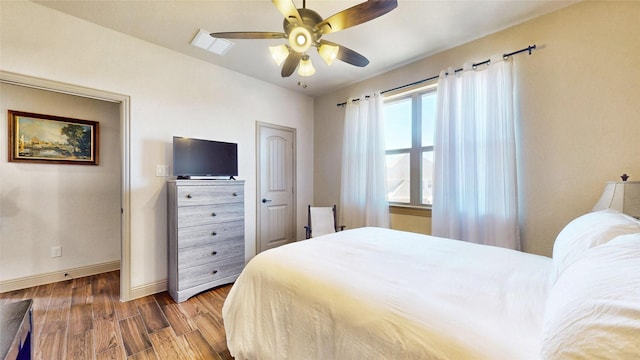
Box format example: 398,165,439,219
222,210,640,359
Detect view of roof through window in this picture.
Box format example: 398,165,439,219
384,90,437,205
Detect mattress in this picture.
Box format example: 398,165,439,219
222,227,552,359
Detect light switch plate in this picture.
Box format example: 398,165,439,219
51,246,61,257
156,165,170,177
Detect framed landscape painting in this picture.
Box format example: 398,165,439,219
8,110,99,165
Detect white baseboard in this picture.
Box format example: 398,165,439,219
0,260,120,293
128,279,167,301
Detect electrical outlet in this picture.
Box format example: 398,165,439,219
51,246,62,258
156,164,169,177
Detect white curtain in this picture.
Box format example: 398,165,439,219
433,59,520,250
340,92,390,229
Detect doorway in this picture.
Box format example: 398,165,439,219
256,122,296,253
0,71,132,301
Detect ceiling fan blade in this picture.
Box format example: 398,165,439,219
316,0,398,35
281,51,302,77
320,40,369,67
210,32,286,39
272,0,303,25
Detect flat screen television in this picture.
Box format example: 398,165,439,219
173,136,238,179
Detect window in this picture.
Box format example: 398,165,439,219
384,85,437,207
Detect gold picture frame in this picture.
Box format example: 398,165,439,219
8,110,99,165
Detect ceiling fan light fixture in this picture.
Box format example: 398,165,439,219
318,44,339,66
288,27,312,53
269,45,290,66
212,0,396,78
298,54,316,77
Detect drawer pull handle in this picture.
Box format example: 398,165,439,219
232,192,238,197
212,270,218,275
211,232,217,236
211,212,217,217
186,194,192,199
211,251,218,256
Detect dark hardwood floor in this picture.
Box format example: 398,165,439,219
0,271,234,360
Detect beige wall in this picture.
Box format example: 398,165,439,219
0,1,314,293
314,1,640,256
0,83,121,281
390,213,431,236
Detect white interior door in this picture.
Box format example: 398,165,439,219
257,123,296,253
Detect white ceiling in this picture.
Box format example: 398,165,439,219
35,0,578,96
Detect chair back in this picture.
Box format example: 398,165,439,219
309,207,335,238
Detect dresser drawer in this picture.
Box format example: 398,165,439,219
177,256,245,291
177,203,243,227
177,220,244,249
176,184,244,206
178,239,243,270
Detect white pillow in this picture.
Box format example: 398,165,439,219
551,209,640,281
541,233,640,359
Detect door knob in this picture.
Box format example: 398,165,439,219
262,198,272,203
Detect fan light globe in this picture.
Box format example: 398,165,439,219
269,45,290,66
288,27,312,53
298,55,315,77
318,44,339,66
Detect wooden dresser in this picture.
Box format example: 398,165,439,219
167,180,245,303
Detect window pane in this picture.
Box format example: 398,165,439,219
384,98,412,150
421,92,437,147
421,151,434,205
386,153,410,203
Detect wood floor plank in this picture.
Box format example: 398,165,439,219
31,283,54,339
148,327,190,359
178,296,211,319
219,348,234,360
91,273,111,295
119,315,153,356
113,296,139,321
192,312,228,355
36,329,66,360
194,291,223,318
32,282,54,305
92,273,116,319
137,301,170,334
72,275,91,288
41,280,73,335
94,313,120,353
1,287,35,304
182,330,221,360
96,345,126,360
66,329,94,360
127,348,158,360
160,304,192,337
107,271,121,297
133,295,156,307
70,303,94,335
153,292,174,308
93,289,115,320
71,284,93,306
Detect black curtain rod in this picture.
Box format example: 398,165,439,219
336,44,536,107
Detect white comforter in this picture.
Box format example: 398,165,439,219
223,227,552,359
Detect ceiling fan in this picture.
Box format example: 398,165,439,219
210,0,398,78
